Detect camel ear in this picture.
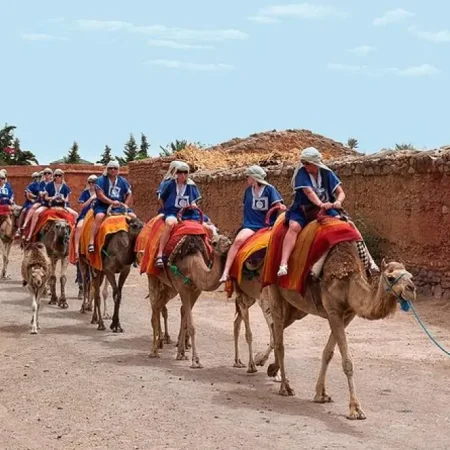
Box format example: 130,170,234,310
381,258,388,271
125,216,131,224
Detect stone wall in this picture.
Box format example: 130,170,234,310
129,148,450,298
3,164,129,212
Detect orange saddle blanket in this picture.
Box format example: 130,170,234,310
138,216,212,277
75,209,129,270
27,208,75,242
262,213,362,295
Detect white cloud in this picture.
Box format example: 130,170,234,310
349,45,376,56
409,26,450,43
148,59,235,71
22,33,68,41
373,9,414,26
328,62,440,77
148,39,213,49
248,16,280,24
256,3,347,20
74,20,248,42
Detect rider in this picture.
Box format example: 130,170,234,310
154,161,202,268
219,165,285,283
73,174,98,259
0,171,14,208
15,172,41,237
25,169,78,242
88,160,135,254
21,167,53,235
277,147,379,277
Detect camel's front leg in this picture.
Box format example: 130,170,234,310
109,266,130,333
150,303,162,357
161,305,172,344
176,305,188,360
233,299,246,368
30,292,39,334
327,311,365,420
58,257,69,309
48,259,58,305
183,295,202,369
236,295,257,373
1,241,11,279
92,271,105,330
255,294,274,367
268,285,294,396
102,278,111,320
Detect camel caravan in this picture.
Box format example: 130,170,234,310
1,147,417,420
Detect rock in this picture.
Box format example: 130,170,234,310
443,206,449,215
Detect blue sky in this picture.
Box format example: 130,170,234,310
1,0,449,163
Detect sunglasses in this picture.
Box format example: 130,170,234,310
107,167,118,171
177,170,188,174
44,172,52,175
88,181,95,184
54,174,63,178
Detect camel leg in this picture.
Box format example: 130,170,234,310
102,278,110,320
267,285,294,396
234,294,257,372
233,299,245,368
48,259,58,305
58,257,69,309
148,276,162,358
176,305,188,360
106,270,121,333
182,294,202,369
1,240,12,279
255,295,274,367
314,315,354,404
30,292,39,334
327,310,365,420
92,271,105,330
162,305,172,344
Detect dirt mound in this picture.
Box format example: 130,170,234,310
171,129,359,171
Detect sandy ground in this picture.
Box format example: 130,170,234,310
1,245,450,450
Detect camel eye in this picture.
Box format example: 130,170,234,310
387,275,396,282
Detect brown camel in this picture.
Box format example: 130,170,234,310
42,219,71,308
0,204,21,279
88,216,144,332
266,241,416,420
21,242,51,334
148,233,232,368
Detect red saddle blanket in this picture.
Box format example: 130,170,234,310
26,208,75,242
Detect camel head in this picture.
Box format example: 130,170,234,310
380,259,416,304
53,220,71,239
211,234,232,255
11,204,22,218
126,216,144,239
29,265,47,288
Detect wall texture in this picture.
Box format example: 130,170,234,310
3,164,129,212
129,148,450,298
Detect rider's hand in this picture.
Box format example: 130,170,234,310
278,204,287,211
321,202,334,210
333,200,342,209
111,200,120,207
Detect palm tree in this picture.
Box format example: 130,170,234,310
347,138,359,149
159,139,188,157
394,143,416,151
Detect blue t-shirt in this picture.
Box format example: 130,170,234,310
45,182,71,207
0,183,14,205
78,189,94,218
242,184,283,230
24,181,41,207
95,175,131,208
156,179,171,199
291,167,340,210
160,179,201,218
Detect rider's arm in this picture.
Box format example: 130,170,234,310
95,186,115,205
333,186,345,208
302,187,324,207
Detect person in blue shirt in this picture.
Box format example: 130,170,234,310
73,174,98,259
25,169,78,241
20,168,53,236
219,165,285,283
15,172,41,237
0,171,14,208
154,161,202,268
88,160,135,253
156,160,184,207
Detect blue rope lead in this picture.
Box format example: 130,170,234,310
406,300,450,357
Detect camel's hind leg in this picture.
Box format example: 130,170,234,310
148,276,163,358
58,257,69,309
92,270,105,330
102,278,110,320
109,266,129,333
314,314,354,404
233,293,257,373
254,292,274,367
48,259,58,305
162,305,172,344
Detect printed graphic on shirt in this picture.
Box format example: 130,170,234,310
175,195,190,208
252,196,269,211
109,186,121,199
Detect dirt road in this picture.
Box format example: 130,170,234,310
1,246,449,450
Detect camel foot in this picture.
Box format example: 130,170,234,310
103,313,111,320
190,360,203,369
267,363,279,378
30,327,38,335
80,306,86,314
270,372,282,383
58,300,68,309
97,323,106,331
233,360,246,369
77,289,83,300
163,335,173,344
346,407,366,421
149,351,160,359
90,315,98,324
176,354,189,361
279,381,295,396
48,298,57,305
247,363,257,374
314,393,333,404
254,351,269,367
110,323,124,333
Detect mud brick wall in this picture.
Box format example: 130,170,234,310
3,164,128,212
129,149,450,298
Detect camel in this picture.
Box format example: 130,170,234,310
266,240,416,420
78,263,111,319
88,215,144,332
0,204,21,279
21,242,51,334
148,233,232,368
42,219,71,308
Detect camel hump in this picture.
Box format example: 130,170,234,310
322,241,362,279
169,234,210,264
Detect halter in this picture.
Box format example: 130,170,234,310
382,270,410,312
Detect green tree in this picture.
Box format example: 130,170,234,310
97,145,114,165
394,143,416,151
0,125,38,165
347,138,359,149
137,133,150,160
64,141,81,164
117,133,138,165
159,139,188,157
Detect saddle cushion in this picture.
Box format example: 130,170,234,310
26,208,75,243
